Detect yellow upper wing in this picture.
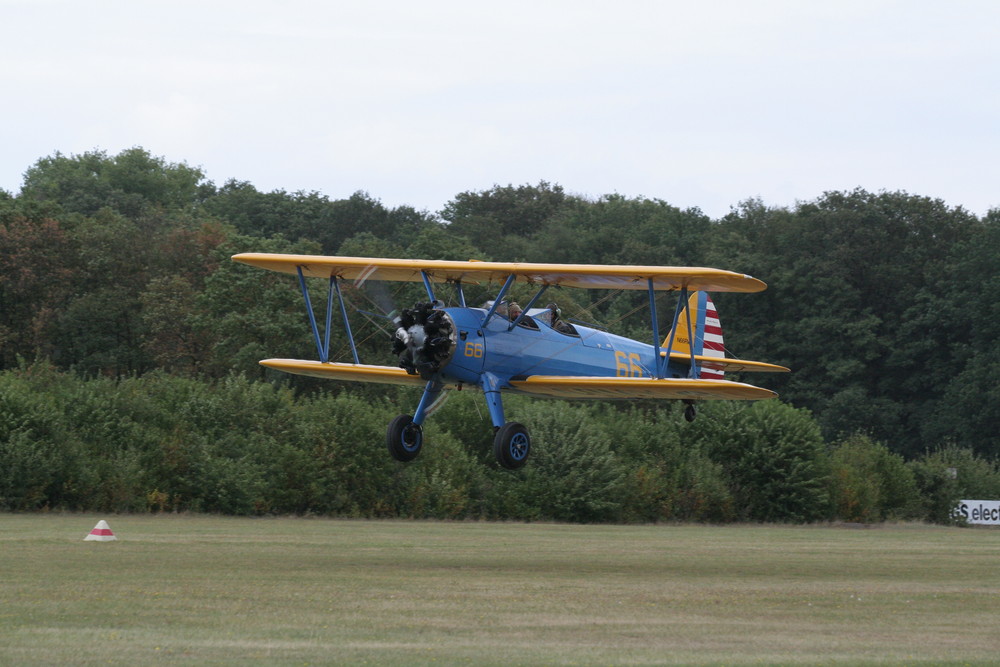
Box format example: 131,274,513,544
232,253,766,293
508,376,777,400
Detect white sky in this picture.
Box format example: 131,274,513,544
2,0,998,219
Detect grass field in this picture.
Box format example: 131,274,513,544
2,515,999,665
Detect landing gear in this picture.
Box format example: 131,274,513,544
494,422,531,470
386,414,423,462
683,400,698,422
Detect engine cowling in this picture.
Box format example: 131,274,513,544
392,302,456,380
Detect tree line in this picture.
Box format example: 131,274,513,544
1,147,998,521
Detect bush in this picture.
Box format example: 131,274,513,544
490,401,627,523
0,370,85,510
828,434,919,522
673,451,737,522
10,363,975,525
395,430,483,519
909,445,1000,524
697,401,830,523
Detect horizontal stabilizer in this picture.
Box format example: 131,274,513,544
509,375,777,400
662,352,790,373
260,359,429,386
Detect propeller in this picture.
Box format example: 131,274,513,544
392,301,456,380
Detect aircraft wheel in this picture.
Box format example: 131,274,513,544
684,402,697,422
387,415,422,462
494,422,530,470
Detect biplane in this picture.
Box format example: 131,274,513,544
231,254,788,469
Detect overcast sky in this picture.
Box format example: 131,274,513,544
2,1,997,219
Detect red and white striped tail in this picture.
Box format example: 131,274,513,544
699,296,726,379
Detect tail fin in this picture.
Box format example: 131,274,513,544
662,292,725,379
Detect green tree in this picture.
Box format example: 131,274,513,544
195,235,322,378
542,194,710,265
139,275,210,374
0,211,76,368
441,182,583,257
203,185,436,254
709,190,980,456
20,148,204,219
920,210,1000,456
51,209,156,375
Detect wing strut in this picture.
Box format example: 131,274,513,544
482,274,517,327
295,267,359,364
509,284,549,331
333,275,359,364
420,271,436,303
648,279,664,378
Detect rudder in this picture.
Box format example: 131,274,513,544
662,292,725,379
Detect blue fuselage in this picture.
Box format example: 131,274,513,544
439,307,678,390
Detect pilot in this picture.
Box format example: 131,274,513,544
547,303,574,334
508,302,522,321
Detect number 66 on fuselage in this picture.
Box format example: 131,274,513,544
231,254,789,470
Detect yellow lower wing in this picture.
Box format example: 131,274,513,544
508,376,777,400
262,360,778,400
260,359,429,387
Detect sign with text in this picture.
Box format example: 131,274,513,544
955,500,1000,525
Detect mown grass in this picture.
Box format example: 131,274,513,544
1,514,998,665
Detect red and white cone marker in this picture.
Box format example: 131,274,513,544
84,520,117,542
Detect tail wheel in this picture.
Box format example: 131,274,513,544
494,422,530,470
387,415,422,462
